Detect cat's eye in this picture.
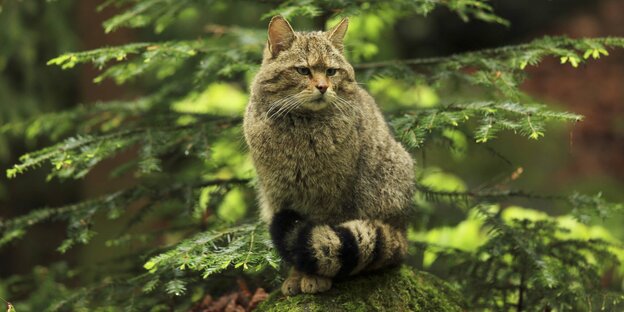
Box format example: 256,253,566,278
326,68,337,76
296,67,311,75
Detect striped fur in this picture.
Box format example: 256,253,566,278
270,209,408,278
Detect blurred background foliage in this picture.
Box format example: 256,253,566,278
1,0,624,311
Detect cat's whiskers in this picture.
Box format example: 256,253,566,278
268,94,305,120
340,96,362,113
267,95,299,120
332,101,347,116
280,100,302,118
334,99,352,116
268,91,361,120
333,95,362,117
268,100,295,120
266,96,292,118
274,98,300,119
327,94,348,116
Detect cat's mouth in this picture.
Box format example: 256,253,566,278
301,96,329,111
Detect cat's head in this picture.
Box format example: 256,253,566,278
253,16,357,117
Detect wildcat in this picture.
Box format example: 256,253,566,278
243,16,414,295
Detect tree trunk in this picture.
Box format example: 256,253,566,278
256,266,465,312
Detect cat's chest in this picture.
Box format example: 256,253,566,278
250,115,359,184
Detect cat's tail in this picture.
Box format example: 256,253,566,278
270,209,408,278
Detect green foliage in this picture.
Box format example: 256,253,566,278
45,28,264,85
99,0,204,34
392,101,582,148
460,207,623,311
2,0,624,311
263,0,509,25
412,187,624,310
143,222,279,292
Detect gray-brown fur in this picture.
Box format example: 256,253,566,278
243,16,414,295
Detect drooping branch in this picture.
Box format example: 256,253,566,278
355,36,624,70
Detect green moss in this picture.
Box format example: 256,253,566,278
256,266,465,312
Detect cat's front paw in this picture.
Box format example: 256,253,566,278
281,268,303,296
300,274,332,294
281,275,302,296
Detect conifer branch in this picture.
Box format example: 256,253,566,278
6,116,241,179
0,177,251,251
392,101,581,147
416,183,623,222
355,36,624,70
142,221,279,295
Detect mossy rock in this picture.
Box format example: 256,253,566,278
256,266,465,312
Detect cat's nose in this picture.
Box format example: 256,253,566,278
316,83,328,94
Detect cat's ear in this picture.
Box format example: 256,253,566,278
326,17,349,51
268,16,296,57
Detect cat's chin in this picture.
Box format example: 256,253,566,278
300,99,330,111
